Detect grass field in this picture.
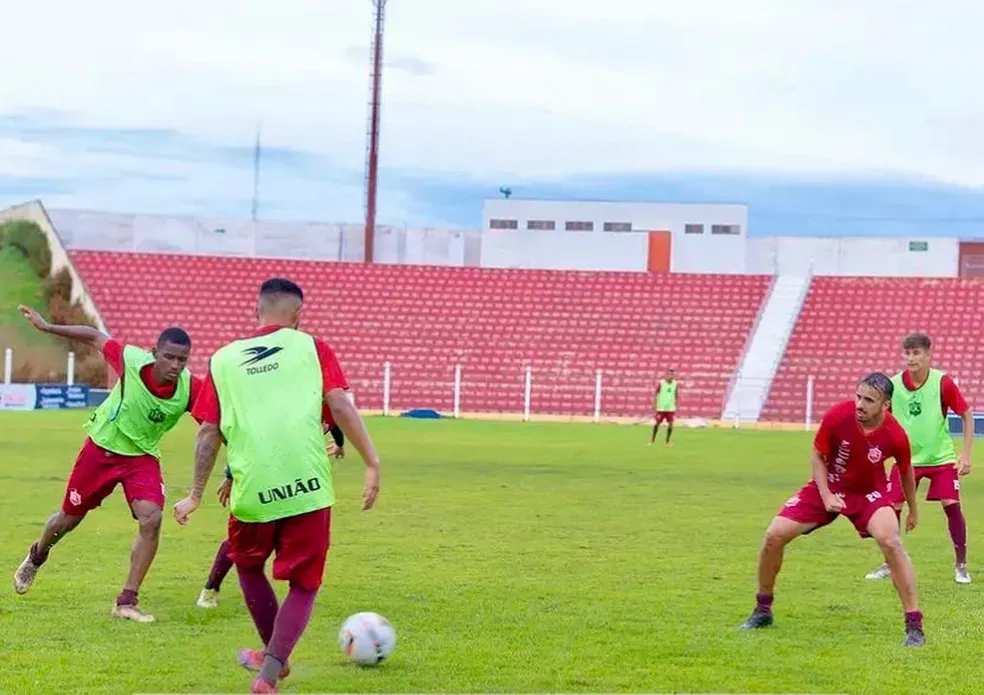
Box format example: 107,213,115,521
2,411,984,694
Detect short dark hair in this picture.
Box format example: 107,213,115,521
157,326,191,348
860,371,893,400
902,332,932,351
259,278,303,301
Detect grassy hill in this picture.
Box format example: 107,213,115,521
0,221,106,385
0,245,72,381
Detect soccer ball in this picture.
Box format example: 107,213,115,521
337,611,396,666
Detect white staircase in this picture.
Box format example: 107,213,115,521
723,274,812,423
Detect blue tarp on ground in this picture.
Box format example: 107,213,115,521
400,408,444,419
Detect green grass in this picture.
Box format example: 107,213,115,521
1,412,983,694
0,245,64,351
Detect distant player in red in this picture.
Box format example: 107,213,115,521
739,373,925,647
13,306,202,622
650,369,679,446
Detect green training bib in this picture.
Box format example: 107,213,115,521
655,380,678,412
210,328,333,523
85,345,191,458
890,368,957,467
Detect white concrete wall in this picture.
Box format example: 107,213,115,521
481,229,648,271
481,198,748,274
747,237,959,277
0,200,107,331
48,209,471,266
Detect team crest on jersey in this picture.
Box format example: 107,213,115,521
907,396,922,417
867,446,883,464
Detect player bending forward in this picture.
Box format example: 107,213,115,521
197,423,346,609
173,278,380,694
865,332,973,585
740,373,925,647
13,306,201,622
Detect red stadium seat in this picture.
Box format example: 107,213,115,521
70,251,771,418
762,276,984,422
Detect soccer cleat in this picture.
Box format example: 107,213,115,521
250,676,278,694
238,648,290,680
197,588,219,608
13,553,39,595
738,608,773,630
865,563,891,580
903,627,925,647
955,564,972,585
111,603,155,623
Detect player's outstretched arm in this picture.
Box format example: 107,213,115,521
173,422,224,525
326,388,380,510
18,305,109,350
190,423,224,501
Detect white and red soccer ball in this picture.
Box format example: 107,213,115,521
337,611,396,666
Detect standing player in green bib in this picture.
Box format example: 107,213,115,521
865,333,974,585
173,278,381,695
12,305,202,621
650,369,680,446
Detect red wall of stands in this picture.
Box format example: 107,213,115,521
70,251,772,419
761,276,984,422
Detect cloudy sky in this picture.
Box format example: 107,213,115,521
2,0,984,235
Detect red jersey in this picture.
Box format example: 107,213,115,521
103,339,203,413
900,371,969,417
813,400,912,494
192,325,348,427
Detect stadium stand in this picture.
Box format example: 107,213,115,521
761,276,984,422
69,250,771,418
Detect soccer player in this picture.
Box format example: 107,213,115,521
172,278,381,694
12,305,201,622
650,368,679,446
865,332,974,584
739,373,925,647
196,423,346,609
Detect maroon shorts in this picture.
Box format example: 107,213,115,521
227,507,332,591
778,481,892,539
62,438,165,516
654,411,675,424
887,463,960,505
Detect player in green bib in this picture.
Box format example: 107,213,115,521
172,278,381,694
865,333,974,585
12,305,201,621
650,368,680,446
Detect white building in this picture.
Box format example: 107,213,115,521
481,198,748,273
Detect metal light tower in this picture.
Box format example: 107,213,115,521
363,0,387,264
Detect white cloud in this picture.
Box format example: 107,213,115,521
2,0,984,190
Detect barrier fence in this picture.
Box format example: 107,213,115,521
4,347,866,426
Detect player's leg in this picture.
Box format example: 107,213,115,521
650,415,662,444
14,441,114,594
865,464,909,580
739,515,817,629
925,465,969,583
198,539,235,608
249,507,332,691
865,505,924,646
229,516,288,684
111,457,165,622
740,484,828,630
664,412,675,445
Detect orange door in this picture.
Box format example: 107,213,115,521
647,231,671,272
